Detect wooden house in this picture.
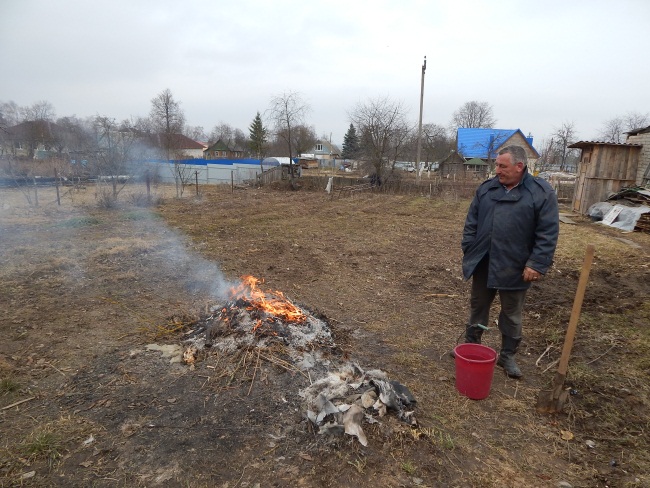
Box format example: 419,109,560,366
204,139,245,159
457,128,540,169
438,150,467,177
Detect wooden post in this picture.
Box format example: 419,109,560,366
54,168,61,206
231,170,234,193
195,171,199,196
145,169,151,199
33,177,39,207
415,56,426,184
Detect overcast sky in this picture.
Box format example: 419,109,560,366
1,0,649,148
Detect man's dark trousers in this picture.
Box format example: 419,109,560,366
469,257,527,340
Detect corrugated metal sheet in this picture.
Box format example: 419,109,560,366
569,141,642,148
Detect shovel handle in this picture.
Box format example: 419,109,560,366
557,244,595,376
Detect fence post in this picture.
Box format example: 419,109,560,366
33,177,39,207
195,171,199,196
54,168,61,206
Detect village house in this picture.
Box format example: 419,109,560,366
155,133,206,159
204,139,245,159
2,120,67,159
438,128,539,178
457,128,539,166
300,140,341,168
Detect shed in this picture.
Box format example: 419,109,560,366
438,150,466,177
569,141,642,214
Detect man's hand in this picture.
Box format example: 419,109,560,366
523,266,542,282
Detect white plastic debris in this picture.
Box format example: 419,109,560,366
343,404,368,446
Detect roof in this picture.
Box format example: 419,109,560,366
262,157,299,166
464,157,488,166
457,128,538,159
314,140,341,155
440,150,466,164
205,139,245,152
158,133,205,150
626,125,650,136
568,141,643,149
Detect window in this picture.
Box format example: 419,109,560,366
316,144,323,151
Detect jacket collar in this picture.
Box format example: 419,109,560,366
487,166,530,190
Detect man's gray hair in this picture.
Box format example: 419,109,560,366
498,145,528,166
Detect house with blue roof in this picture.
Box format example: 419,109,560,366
457,128,539,162
439,128,540,179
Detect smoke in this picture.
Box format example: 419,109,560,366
131,209,237,301
0,181,238,306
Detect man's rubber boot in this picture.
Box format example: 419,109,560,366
450,325,484,358
497,335,523,379
465,325,484,344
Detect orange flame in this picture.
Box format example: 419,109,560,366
230,275,306,323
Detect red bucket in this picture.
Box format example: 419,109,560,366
454,343,497,400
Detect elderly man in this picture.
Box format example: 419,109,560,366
459,145,559,378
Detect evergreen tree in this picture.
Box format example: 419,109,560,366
341,123,360,160
248,112,268,160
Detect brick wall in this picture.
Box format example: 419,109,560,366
626,132,650,184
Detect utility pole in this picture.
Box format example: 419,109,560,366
415,56,426,183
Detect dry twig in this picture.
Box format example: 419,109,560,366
2,396,36,410
247,348,261,396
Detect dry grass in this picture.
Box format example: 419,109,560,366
1,182,649,487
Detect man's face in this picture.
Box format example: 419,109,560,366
495,153,524,189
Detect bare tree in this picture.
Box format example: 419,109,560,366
93,116,136,200
349,96,411,181
450,100,496,130
624,111,650,132
149,89,187,197
184,125,207,142
209,122,236,145
150,89,185,138
598,112,649,143
598,117,625,143
551,121,579,172
268,91,309,180
421,123,454,168
0,100,21,127
291,124,318,157
534,137,558,173
21,100,56,122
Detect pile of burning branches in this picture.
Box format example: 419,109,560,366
178,275,416,446
203,275,333,351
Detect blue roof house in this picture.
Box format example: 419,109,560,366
457,128,540,164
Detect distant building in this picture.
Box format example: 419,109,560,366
301,140,341,168
457,128,539,168
204,139,245,159
155,133,206,159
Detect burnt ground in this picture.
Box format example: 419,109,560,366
0,180,649,487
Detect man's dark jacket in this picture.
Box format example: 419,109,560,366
461,168,559,290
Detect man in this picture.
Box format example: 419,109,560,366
459,145,559,378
